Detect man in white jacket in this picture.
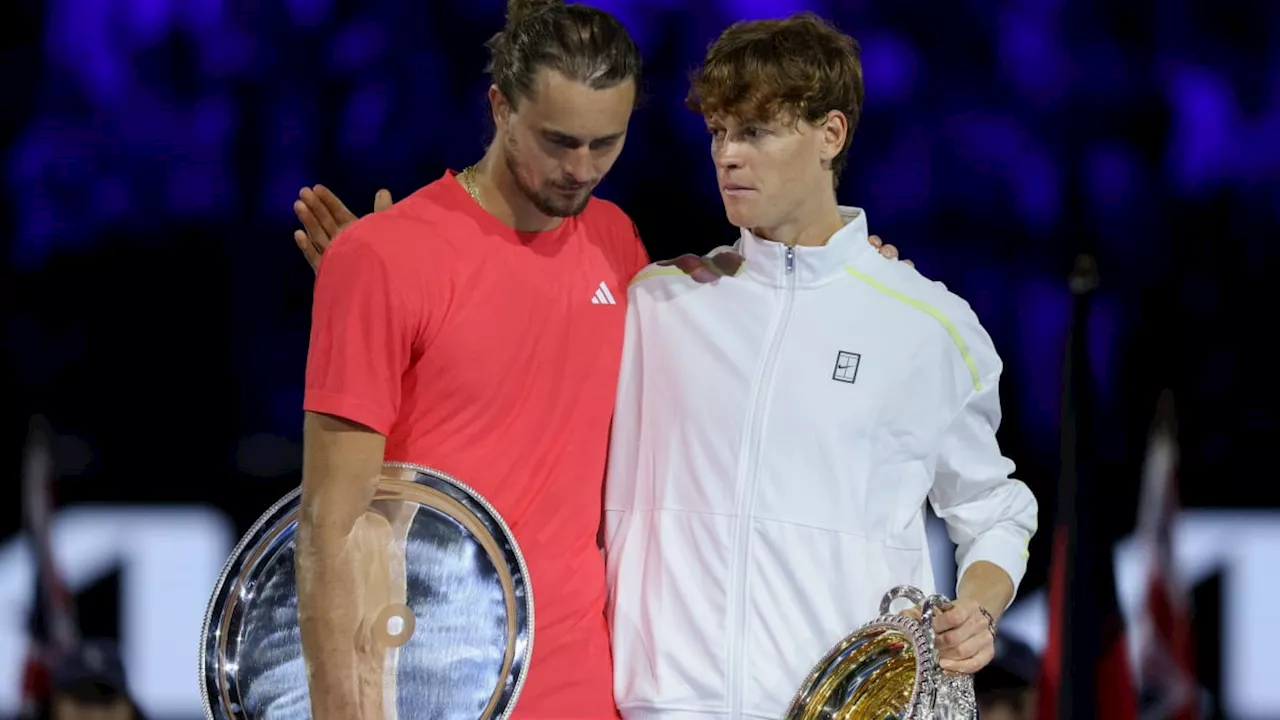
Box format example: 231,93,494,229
603,13,1039,720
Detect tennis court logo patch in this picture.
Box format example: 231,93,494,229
832,351,861,384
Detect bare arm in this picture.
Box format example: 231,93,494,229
955,560,1014,622
296,411,386,720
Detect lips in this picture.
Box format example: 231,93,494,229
722,183,754,194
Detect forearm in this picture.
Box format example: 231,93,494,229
296,412,386,720
955,560,1014,623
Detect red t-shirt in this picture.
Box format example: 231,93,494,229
303,170,649,718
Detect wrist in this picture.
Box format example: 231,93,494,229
956,560,1016,621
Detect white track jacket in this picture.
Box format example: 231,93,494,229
602,208,1038,720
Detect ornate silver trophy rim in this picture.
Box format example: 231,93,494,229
785,585,972,720
197,461,536,720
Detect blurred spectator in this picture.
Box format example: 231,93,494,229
31,642,144,720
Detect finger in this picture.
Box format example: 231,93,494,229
938,644,994,674
936,613,986,653
708,251,744,277
898,608,923,622
935,626,980,656
903,259,915,268
683,258,720,284
950,630,993,661
931,607,968,634
294,230,322,273
938,634,993,672
939,657,979,674
868,234,883,248
935,630,973,656
879,243,899,260
942,606,983,638
658,254,720,284
373,189,393,212
299,187,339,238
301,187,342,239
313,184,358,226
294,201,332,252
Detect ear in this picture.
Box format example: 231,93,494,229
489,85,513,132
818,110,849,167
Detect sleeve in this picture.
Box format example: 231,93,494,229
303,230,423,436
928,359,1039,607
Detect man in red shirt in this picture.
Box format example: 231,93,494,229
296,1,647,718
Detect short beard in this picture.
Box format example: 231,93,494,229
504,132,592,218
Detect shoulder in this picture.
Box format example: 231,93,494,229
324,187,455,269
630,244,737,285
315,202,454,308
582,195,643,250
847,254,1000,389
583,195,636,232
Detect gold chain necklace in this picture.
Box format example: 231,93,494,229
459,164,483,206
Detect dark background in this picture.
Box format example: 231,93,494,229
2,0,1276,718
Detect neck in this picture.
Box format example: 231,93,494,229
468,142,563,233
751,185,845,247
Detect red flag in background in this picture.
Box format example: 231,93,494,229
1133,391,1199,720
1036,255,1137,720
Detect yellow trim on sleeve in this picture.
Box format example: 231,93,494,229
628,266,689,287
843,267,983,391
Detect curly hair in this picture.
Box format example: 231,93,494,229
687,13,864,183
486,0,642,108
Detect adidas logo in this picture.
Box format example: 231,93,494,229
590,281,617,305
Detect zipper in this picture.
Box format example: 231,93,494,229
728,245,797,717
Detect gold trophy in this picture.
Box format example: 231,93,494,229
785,585,977,720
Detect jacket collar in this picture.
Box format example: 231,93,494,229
735,206,872,288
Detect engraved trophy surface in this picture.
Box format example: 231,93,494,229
786,585,977,720
199,463,533,720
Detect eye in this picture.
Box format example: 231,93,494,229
542,132,582,149
741,126,763,139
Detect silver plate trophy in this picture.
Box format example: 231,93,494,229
786,586,977,720
199,462,533,720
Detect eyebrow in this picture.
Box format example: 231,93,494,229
542,129,625,145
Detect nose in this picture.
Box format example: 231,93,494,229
563,148,594,184
712,140,744,172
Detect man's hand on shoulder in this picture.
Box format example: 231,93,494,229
655,251,745,283
294,185,394,273
655,235,913,284
868,235,913,268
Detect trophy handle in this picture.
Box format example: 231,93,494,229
919,594,954,649
878,585,928,615
920,594,979,720
875,587,966,718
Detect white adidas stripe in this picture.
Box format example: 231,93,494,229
591,282,617,305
